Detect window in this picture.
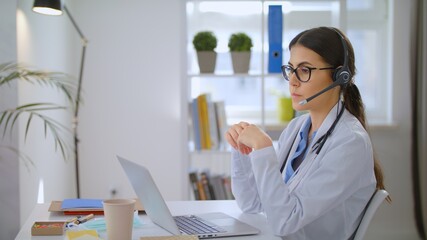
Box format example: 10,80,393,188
187,0,391,130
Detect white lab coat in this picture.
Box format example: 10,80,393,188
231,102,376,240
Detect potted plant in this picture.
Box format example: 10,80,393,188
192,31,218,73
228,32,253,73
0,62,76,162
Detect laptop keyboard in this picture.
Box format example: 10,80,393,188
173,215,226,235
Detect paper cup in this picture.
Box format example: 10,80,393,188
103,199,136,240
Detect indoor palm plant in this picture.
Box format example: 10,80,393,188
228,32,253,73
0,62,76,163
192,31,218,73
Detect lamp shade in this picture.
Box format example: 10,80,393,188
32,0,63,16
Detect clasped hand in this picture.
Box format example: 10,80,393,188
225,122,273,155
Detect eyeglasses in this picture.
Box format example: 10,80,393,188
281,65,336,82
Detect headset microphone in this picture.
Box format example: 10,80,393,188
299,28,351,106
299,80,342,105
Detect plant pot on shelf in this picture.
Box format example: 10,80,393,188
192,31,218,74
230,51,251,74
196,51,217,73
228,32,253,74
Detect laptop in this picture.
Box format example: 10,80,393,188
117,155,260,239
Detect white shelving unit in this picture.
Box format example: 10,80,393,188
185,4,287,201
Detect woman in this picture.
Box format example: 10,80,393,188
225,27,387,239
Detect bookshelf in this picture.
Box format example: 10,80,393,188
185,0,284,200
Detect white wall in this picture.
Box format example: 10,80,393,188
71,0,188,201
0,1,19,239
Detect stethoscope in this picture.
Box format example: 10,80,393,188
280,102,345,174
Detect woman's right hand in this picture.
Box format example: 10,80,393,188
225,122,253,155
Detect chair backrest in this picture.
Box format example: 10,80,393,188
353,189,389,240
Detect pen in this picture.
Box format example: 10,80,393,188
75,214,94,224
66,216,79,224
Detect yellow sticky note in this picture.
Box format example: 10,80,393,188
66,230,99,240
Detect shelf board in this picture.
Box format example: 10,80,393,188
188,72,283,78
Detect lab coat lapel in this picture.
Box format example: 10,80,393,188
279,115,307,181
287,102,343,191
310,102,343,147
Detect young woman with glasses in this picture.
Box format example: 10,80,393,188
225,27,388,239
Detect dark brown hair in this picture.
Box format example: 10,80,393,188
289,27,389,201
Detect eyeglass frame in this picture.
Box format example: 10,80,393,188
281,64,336,82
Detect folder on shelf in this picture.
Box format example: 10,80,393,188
268,5,283,73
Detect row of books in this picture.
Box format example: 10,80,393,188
189,171,234,200
190,93,228,151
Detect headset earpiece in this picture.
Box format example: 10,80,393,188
330,28,352,87
333,66,351,86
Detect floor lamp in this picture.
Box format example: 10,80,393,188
32,0,87,198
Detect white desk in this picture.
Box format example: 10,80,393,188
15,200,282,240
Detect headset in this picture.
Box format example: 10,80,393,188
299,27,352,105
331,27,352,86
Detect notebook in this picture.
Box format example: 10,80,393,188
117,156,260,239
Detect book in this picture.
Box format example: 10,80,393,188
206,94,220,150
188,172,235,201
214,101,228,150
209,174,227,200
197,94,211,149
193,93,224,150
197,180,207,200
191,99,201,151
268,5,283,73
189,171,201,200
200,171,214,200
49,199,144,215
59,199,104,215
61,198,103,209
223,176,234,200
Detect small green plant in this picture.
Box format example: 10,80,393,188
228,32,253,52
192,31,218,51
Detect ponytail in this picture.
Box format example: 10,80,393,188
343,83,366,128
343,83,391,202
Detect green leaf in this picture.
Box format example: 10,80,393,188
24,113,33,143
3,110,14,138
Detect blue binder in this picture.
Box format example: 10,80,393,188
268,5,283,73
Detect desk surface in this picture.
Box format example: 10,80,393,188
15,200,281,240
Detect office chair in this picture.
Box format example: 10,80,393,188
353,189,389,240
